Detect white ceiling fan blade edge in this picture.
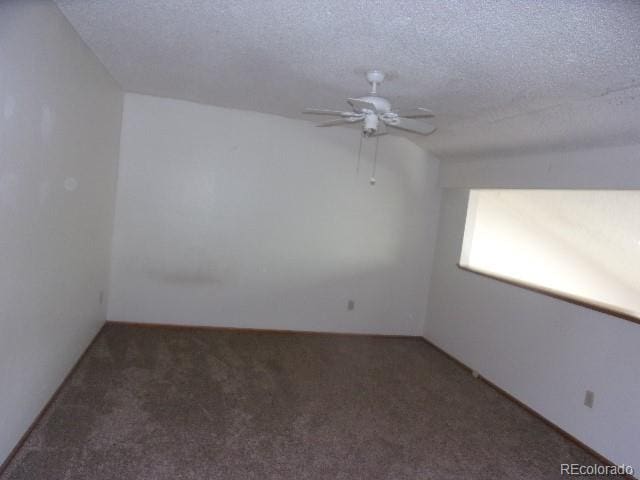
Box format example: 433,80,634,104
386,118,436,135
303,108,353,116
392,107,435,118
316,117,364,127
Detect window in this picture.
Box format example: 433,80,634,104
459,189,640,324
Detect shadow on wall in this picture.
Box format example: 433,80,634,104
129,259,416,333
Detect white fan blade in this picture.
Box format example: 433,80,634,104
393,107,435,118
316,118,353,127
387,118,436,135
304,108,353,116
347,98,377,113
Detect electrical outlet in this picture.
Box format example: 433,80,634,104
347,299,355,311
584,390,595,408
99,290,104,305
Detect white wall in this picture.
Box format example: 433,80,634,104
0,0,123,465
425,146,640,468
108,94,441,335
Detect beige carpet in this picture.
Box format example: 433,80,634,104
1,323,616,479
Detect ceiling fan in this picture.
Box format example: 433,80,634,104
303,70,436,137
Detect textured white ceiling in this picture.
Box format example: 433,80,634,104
54,0,640,160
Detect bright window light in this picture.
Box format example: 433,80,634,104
460,189,640,323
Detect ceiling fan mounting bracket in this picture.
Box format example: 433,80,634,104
366,70,385,94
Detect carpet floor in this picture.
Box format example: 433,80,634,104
1,323,616,479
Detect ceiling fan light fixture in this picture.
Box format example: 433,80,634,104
363,112,379,136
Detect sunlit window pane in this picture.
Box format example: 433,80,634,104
460,190,640,321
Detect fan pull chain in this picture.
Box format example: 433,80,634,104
370,135,379,185
356,134,363,173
